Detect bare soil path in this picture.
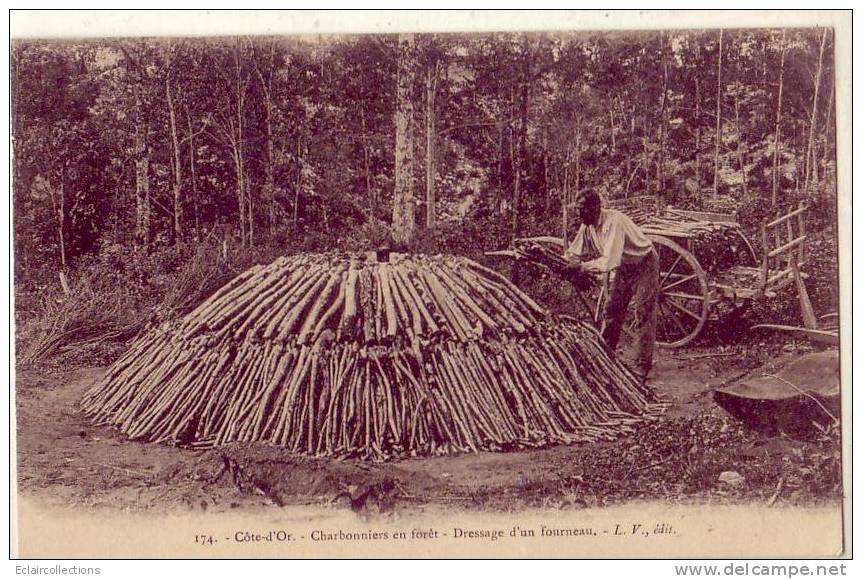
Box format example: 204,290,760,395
15,347,841,516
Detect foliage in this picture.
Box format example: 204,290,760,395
11,29,839,362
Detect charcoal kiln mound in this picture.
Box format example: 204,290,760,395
82,252,662,460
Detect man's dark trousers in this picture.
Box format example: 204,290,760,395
600,248,659,379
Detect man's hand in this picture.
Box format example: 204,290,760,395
561,261,595,291
561,261,584,278
582,261,604,275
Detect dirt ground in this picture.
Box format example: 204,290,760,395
15,342,842,518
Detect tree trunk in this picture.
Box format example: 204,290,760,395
391,33,416,247
59,178,66,267
542,127,550,211
694,75,701,189
511,38,531,240
244,154,253,247
496,122,506,215
820,81,835,176
813,83,829,185
712,29,723,199
232,145,246,244
360,105,373,209
694,41,702,191
733,94,748,196
561,120,581,244
57,173,70,293
166,72,183,243
425,61,437,229
243,174,253,249
562,151,570,246
253,45,276,239
133,81,151,247
293,134,304,224
656,33,669,193
185,107,200,240
46,171,69,292
574,123,582,208
793,121,805,194
509,120,516,203
641,135,650,195
804,28,828,195
233,44,249,245
263,96,274,238
771,29,787,206
55,172,68,272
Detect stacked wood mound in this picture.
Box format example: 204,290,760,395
81,252,662,460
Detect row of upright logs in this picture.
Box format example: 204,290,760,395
82,253,662,460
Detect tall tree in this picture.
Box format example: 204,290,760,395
118,43,153,247
733,90,749,196
209,40,252,245
252,38,279,237
511,36,531,239
425,56,439,229
392,33,416,246
184,106,201,239
656,32,670,192
804,28,828,195
13,42,110,282
712,29,724,198
10,30,840,283
164,43,184,243
694,39,703,190
771,29,787,205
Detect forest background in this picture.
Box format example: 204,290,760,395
11,29,839,366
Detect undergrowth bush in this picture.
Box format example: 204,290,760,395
15,239,298,368
15,189,840,370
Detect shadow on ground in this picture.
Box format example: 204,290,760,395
15,346,842,516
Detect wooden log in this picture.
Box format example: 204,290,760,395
84,253,662,457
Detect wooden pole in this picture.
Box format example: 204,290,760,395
804,28,828,195
712,29,723,199
772,30,787,206
425,61,438,229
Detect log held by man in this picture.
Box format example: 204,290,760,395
562,190,659,384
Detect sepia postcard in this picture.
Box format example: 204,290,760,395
9,10,851,560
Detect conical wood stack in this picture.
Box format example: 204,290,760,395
81,252,662,460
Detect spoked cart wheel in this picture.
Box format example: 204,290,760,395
650,235,711,347
594,235,711,348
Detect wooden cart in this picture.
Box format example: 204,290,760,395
502,199,810,348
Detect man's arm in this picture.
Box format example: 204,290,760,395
559,226,593,287
564,225,586,261
583,216,625,273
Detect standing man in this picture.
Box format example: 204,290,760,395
563,190,659,383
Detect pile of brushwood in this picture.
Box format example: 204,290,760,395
640,213,756,274
605,197,756,275
82,252,663,460
17,242,284,368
